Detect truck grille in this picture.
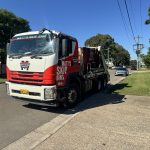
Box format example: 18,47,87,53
10,71,44,84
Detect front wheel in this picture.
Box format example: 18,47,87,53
64,84,80,108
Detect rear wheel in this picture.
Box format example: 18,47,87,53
97,79,102,91
102,78,107,90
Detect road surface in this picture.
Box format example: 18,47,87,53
0,84,65,149
0,69,122,149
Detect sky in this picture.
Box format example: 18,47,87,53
1,0,150,59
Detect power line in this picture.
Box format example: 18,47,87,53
129,0,138,34
139,0,143,38
116,0,132,44
123,0,136,43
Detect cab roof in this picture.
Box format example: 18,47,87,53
13,29,77,41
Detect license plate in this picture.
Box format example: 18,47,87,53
20,89,29,94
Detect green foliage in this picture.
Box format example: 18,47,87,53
85,34,130,66
130,60,137,66
85,34,114,47
0,9,31,63
143,48,150,68
145,7,150,24
111,72,150,96
145,20,150,24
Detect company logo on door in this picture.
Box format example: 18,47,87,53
20,61,30,70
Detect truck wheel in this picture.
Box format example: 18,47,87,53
64,84,79,108
102,79,107,90
97,79,102,91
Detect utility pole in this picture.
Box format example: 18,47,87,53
133,36,144,70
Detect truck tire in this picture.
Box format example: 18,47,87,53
97,79,102,91
102,78,107,90
64,83,80,108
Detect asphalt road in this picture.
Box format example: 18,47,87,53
0,69,122,149
0,84,65,149
108,69,126,84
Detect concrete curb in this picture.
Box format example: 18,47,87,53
3,110,79,150
2,77,126,150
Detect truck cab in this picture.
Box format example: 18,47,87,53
6,28,109,107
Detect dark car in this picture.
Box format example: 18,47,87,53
115,67,129,76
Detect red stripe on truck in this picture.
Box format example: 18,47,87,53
7,65,57,85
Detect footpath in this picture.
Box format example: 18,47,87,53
3,77,150,150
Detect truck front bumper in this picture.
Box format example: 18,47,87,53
6,81,57,102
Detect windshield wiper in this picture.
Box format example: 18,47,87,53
30,55,42,59
30,50,53,59
9,51,33,59
9,54,23,59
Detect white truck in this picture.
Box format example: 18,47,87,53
6,28,110,107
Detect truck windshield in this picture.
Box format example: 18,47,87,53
8,34,56,56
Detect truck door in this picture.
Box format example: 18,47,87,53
56,38,74,87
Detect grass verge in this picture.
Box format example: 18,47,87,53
0,76,6,83
110,72,150,96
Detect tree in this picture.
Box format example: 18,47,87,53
130,60,137,66
143,48,150,68
85,34,130,66
145,7,150,24
85,34,114,59
0,9,31,63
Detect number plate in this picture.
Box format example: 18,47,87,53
20,89,29,94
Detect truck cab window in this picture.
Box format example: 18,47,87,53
63,39,73,56
59,39,66,58
59,38,73,58
67,40,72,55
62,39,68,57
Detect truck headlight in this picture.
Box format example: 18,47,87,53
44,87,56,100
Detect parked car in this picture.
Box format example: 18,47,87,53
115,67,129,76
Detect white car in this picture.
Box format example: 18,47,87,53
115,67,129,76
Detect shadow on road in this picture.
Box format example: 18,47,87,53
22,81,129,115
23,90,126,115
24,103,66,114
106,83,131,94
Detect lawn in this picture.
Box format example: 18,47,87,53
110,72,150,96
